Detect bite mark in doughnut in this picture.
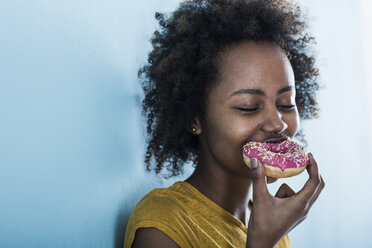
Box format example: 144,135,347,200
243,140,308,178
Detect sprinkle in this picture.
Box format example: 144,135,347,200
243,140,308,171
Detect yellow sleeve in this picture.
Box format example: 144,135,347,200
123,195,193,248
275,235,291,248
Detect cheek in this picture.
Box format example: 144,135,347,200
203,121,239,167
286,109,300,137
203,112,256,169
233,119,260,143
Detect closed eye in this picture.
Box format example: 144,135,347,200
278,105,296,110
236,107,259,112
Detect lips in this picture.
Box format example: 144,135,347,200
262,136,288,143
244,135,289,146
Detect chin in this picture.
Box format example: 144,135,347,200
267,176,278,184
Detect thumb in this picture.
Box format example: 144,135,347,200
250,157,269,200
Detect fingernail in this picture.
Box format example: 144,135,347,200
251,158,258,169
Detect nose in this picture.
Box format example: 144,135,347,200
261,107,288,134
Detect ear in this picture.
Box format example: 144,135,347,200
190,117,202,135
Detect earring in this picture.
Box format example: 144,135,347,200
192,127,197,133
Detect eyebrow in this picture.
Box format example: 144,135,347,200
230,86,294,97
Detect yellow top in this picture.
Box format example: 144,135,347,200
124,181,291,248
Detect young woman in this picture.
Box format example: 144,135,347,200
124,0,325,247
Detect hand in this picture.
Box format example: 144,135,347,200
246,153,325,248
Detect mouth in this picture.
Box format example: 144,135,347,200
243,135,289,146
262,136,288,144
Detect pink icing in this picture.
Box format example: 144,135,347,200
243,140,308,171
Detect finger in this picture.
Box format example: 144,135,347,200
275,183,296,198
307,175,325,209
296,153,321,203
250,157,269,201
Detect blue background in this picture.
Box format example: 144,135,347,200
1,0,371,247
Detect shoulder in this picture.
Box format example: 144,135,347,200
124,182,191,248
131,227,180,248
131,183,187,220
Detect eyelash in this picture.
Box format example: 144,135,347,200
237,105,296,112
237,107,259,112
278,104,296,110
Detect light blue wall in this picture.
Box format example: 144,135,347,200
0,0,181,247
0,0,371,247
284,1,372,247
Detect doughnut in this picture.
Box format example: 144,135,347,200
243,140,308,178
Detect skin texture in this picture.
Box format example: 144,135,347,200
132,42,324,248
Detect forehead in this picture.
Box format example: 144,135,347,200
213,41,295,97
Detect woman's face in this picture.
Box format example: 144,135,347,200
197,41,300,177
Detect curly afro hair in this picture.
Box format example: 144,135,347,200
139,0,320,177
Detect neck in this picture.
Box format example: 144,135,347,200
185,158,252,226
